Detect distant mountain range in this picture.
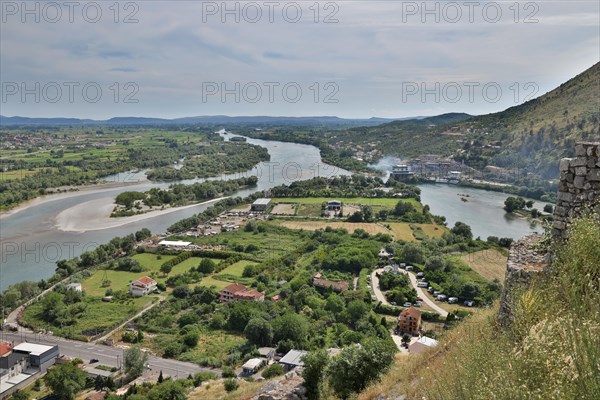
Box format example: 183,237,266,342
0,115,419,127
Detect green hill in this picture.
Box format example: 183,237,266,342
331,62,600,179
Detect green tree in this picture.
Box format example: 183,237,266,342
124,344,149,379
451,221,473,240
302,349,329,400
197,258,216,274
273,313,309,346
543,204,554,213
261,363,285,378
327,338,397,399
244,317,274,346
11,390,28,400
160,263,173,276
146,380,187,400
394,201,416,216
44,362,87,400
183,331,200,347
400,243,425,264
425,256,446,272
325,293,345,314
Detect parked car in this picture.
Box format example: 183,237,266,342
405,265,414,271
436,294,447,301
448,297,458,304
414,301,422,307
433,291,442,296
464,300,475,307
400,263,406,268
417,281,428,288
428,287,434,293
416,272,424,278
403,302,412,307
90,358,99,364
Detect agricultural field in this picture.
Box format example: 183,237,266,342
386,222,416,241
460,249,508,282
277,220,391,235
271,203,296,215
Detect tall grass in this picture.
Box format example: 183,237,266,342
357,214,600,400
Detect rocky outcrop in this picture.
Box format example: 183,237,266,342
252,371,307,400
499,141,600,326
552,141,600,240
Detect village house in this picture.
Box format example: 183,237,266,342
251,198,272,212
129,276,157,297
312,273,349,292
397,306,422,335
326,200,342,211
219,283,264,303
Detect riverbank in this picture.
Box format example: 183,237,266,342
0,179,149,220
54,196,228,232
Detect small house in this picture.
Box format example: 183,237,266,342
408,336,439,354
251,198,272,212
129,277,157,297
219,283,264,303
279,349,308,371
241,358,264,376
257,347,276,362
326,200,342,211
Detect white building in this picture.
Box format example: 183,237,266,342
408,336,439,354
129,276,157,297
158,240,191,248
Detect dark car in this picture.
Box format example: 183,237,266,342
90,358,99,364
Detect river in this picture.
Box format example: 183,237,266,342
0,135,541,291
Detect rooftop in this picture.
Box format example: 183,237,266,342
242,358,263,370
12,342,56,356
414,336,439,347
253,198,272,205
279,349,308,366
400,306,421,320
133,276,156,286
158,240,192,247
222,282,247,293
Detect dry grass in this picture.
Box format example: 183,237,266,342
278,221,391,235
271,203,296,215
417,223,447,238
188,379,264,400
461,249,508,282
385,222,416,241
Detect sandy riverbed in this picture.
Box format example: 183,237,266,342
0,180,148,220
54,196,228,232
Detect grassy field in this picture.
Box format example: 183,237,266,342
419,223,447,238
23,296,154,339
296,203,323,217
460,249,508,282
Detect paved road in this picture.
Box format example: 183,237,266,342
405,271,448,317
370,269,390,305
370,268,448,318
0,330,217,379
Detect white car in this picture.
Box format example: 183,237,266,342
403,302,412,307
417,281,428,288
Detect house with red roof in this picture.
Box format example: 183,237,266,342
129,276,157,297
219,283,264,303
397,306,422,335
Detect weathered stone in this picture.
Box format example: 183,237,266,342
575,167,587,176
587,169,600,181
570,157,588,167
552,220,566,229
557,191,573,202
559,158,571,171
575,144,587,156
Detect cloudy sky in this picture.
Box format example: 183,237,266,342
1,0,598,119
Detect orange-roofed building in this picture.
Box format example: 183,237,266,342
0,341,12,357
397,306,421,335
219,283,264,303
129,276,157,297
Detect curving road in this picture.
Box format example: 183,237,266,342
371,268,448,318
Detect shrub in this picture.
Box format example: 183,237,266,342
222,366,236,378
224,378,239,392
261,363,285,379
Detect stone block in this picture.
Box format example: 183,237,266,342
575,144,586,156
557,191,573,202
559,158,571,171
570,157,588,167
587,168,600,181
552,220,566,229
573,176,585,189
575,167,587,176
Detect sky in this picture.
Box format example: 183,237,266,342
1,0,599,119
